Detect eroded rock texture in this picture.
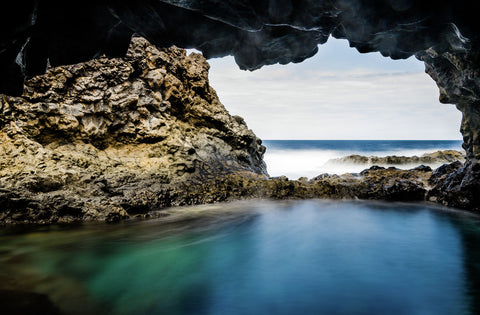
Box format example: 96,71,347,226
416,46,480,210
1,1,480,212
0,37,267,224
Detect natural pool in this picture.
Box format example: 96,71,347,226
1,200,479,315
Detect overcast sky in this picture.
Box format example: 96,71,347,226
203,38,462,140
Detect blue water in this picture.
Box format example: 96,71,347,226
263,140,463,179
1,200,479,315
263,140,463,152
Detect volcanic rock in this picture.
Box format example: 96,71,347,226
0,37,267,224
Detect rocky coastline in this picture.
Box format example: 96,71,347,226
325,150,465,168
0,37,474,225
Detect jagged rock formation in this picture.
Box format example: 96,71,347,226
327,150,465,168
0,1,479,212
0,37,267,224
416,48,480,211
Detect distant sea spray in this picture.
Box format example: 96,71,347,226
262,140,464,179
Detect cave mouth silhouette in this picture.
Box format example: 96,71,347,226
1,1,476,97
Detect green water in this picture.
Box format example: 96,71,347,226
1,200,479,314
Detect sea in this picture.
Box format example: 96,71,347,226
263,140,464,179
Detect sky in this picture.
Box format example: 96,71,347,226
199,37,462,140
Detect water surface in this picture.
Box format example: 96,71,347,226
1,200,479,315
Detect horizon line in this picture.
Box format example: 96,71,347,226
262,139,463,141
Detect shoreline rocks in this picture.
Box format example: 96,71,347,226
0,160,468,226
325,150,465,168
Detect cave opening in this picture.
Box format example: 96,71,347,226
203,38,463,178
207,37,462,140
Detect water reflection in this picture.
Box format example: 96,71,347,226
0,200,479,314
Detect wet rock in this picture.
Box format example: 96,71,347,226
357,168,428,201
328,150,465,168
417,45,480,211
412,165,433,172
429,161,464,186
426,161,477,208
308,166,431,202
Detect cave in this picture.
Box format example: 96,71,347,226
1,0,479,211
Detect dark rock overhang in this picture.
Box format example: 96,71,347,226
0,0,478,96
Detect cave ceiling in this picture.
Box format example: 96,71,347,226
0,0,479,96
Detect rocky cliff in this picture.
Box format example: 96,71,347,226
416,45,480,210
0,37,267,224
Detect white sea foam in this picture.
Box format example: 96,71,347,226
264,148,458,179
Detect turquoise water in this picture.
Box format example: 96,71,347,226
1,200,479,315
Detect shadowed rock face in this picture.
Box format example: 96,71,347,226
416,47,480,210
1,1,480,211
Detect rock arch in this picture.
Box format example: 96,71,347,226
1,0,479,210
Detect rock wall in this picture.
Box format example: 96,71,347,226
0,37,267,224
416,45,480,210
